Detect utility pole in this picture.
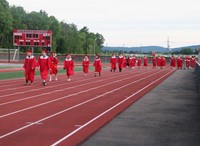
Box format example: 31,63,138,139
166,37,174,52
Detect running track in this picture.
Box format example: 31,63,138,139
0,68,176,146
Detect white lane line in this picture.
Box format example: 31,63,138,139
26,122,43,125
75,125,82,127
0,69,139,97
0,70,145,106
0,68,111,88
51,70,175,146
0,69,168,139
0,70,154,118
0,73,87,92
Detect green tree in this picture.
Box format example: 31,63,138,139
10,6,27,29
0,0,13,47
48,16,61,52
180,48,193,55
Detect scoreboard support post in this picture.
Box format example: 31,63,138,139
8,48,10,63
32,47,34,54
18,47,20,62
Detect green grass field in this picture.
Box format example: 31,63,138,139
0,67,91,80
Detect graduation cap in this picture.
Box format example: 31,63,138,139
27,50,32,53
42,49,48,53
66,53,71,57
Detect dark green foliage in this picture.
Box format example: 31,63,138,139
0,0,105,54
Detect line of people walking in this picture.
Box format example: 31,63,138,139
23,49,196,86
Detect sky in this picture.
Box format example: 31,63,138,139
7,0,200,48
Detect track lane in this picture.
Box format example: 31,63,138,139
0,70,155,117
0,69,173,144
0,68,130,96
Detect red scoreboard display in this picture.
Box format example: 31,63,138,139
13,29,52,47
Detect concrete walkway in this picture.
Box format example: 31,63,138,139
82,70,200,146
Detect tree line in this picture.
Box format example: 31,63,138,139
0,0,105,54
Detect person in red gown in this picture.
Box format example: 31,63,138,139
185,55,191,69
49,52,58,81
82,54,90,76
152,56,157,69
190,56,196,69
93,54,102,77
23,50,37,85
143,56,148,68
118,53,124,72
129,55,136,69
38,49,50,86
137,56,142,69
177,55,183,69
110,53,117,72
170,55,176,69
160,55,166,69
64,54,74,81
157,55,161,69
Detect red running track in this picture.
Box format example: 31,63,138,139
0,68,176,146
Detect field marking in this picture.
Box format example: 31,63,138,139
0,67,111,87
0,70,120,97
0,68,141,97
0,70,155,118
0,69,169,139
51,70,175,146
0,70,145,105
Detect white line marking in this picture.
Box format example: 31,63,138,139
0,68,111,89
0,70,154,118
0,70,145,105
26,122,43,125
75,125,82,127
0,69,169,139
0,69,138,97
51,70,174,146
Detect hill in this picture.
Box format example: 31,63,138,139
102,45,200,53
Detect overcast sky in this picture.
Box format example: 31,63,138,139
7,0,200,48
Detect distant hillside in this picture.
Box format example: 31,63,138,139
172,45,200,52
102,46,168,53
102,45,200,53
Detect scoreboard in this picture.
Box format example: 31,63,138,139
13,29,52,47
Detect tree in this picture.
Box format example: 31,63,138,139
0,0,105,54
0,0,13,47
180,48,193,55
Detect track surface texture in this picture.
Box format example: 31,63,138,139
82,69,200,146
0,67,175,146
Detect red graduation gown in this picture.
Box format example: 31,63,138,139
118,56,124,69
190,58,196,68
177,57,183,68
152,57,157,67
38,56,50,80
82,59,90,73
161,58,166,66
23,55,37,82
49,56,58,75
93,59,102,73
143,58,148,66
157,57,161,67
170,57,176,67
64,59,74,76
129,57,136,67
137,58,142,66
110,56,117,69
